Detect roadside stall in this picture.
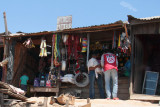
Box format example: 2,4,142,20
57,21,131,99
2,20,131,99
4,32,62,96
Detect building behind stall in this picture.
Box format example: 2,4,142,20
128,15,160,100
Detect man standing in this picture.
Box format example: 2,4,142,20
19,73,29,91
101,50,119,100
88,52,105,99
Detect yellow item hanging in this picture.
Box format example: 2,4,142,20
118,34,121,47
39,39,47,57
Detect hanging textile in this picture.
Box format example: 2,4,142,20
53,34,61,67
81,38,87,52
67,35,72,58
73,36,80,59
39,39,47,57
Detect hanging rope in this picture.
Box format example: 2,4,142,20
54,34,57,61
53,34,61,67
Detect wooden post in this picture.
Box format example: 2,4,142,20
124,24,128,38
124,23,131,54
129,26,134,96
81,98,91,107
44,97,48,107
87,98,90,103
0,93,4,107
3,12,9,57
2,12,9,82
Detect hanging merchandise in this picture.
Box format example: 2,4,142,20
39,39,47,57
53,34,61,67
23,38,35,48
61,60,66,71
62,34,69,44
81,38,87,52
95,41,102,50
118,33,121,48
74,36,81,59
46,79,51,87
112,31,116,49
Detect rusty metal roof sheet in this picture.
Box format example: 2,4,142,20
56,20,125,33
2,31,54,38
3,20,127,38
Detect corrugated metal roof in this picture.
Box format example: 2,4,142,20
56,20,125,33
139,16,160,20
2,31,54,38
128,15,160,24
3,20,127,38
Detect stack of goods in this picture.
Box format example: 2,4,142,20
61,74,75,84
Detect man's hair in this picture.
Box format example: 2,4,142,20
91,51,98,57
105,49,113,53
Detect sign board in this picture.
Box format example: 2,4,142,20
57,15,72,30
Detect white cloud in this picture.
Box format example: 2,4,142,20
120,1,137,12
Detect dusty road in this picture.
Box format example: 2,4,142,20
25,97,159,107
75,99,159,107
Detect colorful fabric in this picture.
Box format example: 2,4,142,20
118,33,121,48
81,38,87,52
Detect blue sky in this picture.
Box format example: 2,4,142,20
0,0,159,33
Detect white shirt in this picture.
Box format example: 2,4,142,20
101,53,118,67
88,57,99,71
88,57,103,78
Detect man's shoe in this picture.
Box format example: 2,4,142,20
106,98,110,100
113,97,119,100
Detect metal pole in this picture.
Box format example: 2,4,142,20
86,33,90,65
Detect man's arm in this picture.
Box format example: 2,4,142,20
101,54,104,67
88,65,100,71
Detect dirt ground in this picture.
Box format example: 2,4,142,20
24,97,159,107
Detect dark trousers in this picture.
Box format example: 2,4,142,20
89,70,105,99
20,84,27,91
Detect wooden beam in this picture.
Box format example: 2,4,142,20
130,94,160,100
30,87,59,93
0,90,27,101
